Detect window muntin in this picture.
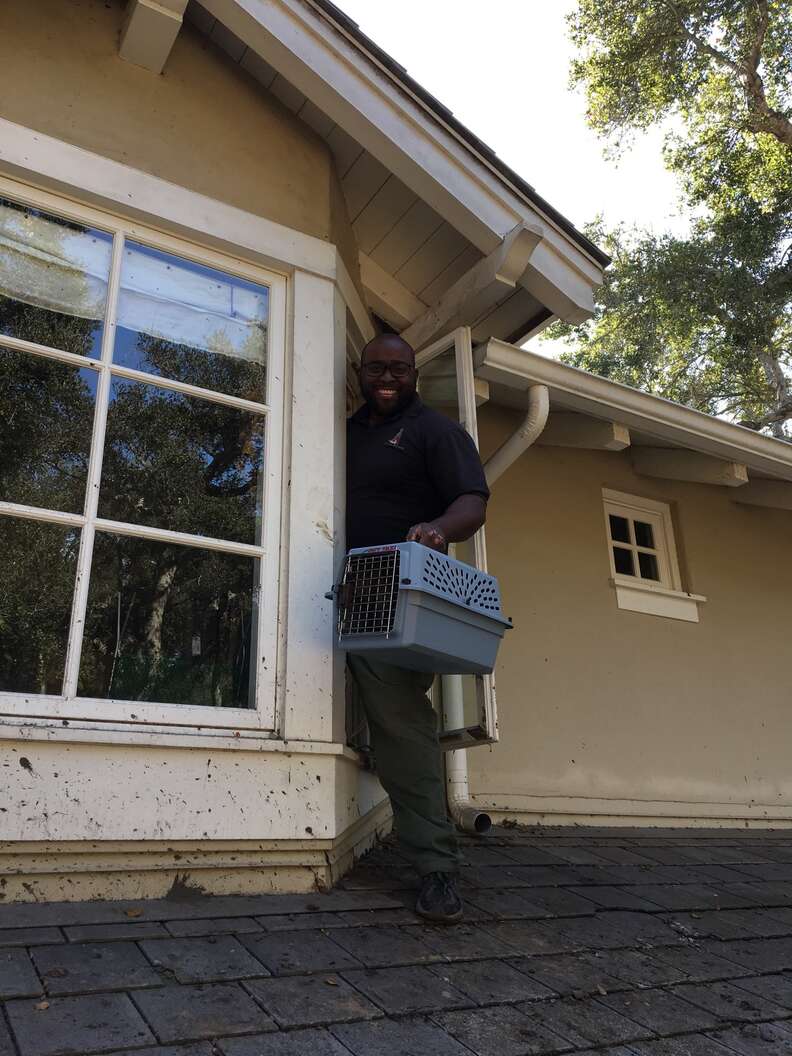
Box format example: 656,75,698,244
0,192,283,725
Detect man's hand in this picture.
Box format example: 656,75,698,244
406,522,447,552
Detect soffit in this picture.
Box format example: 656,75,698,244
185,1,558,339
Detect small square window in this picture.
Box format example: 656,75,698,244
602,489,705,623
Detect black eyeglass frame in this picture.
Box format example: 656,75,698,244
359,360,415,378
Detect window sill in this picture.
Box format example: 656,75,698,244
0,715,358,759
609,578,706,623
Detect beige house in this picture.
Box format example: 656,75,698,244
0,0,790,904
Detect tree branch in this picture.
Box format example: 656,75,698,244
747,0,769,75
659,0,741,74
660,0,792,147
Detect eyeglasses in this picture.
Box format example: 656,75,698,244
361,360,414,378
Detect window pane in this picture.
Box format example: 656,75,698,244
78,533,257,708
634,520,655,548
613,546,634,576
0,349,97,513
638,551,660,581
0,517,79,693
419,349,460,421
113,242,268,401
99,378,264,544
0,197,110,358
608,514,630,543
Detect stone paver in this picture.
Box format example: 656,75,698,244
63,921,170,942
244,974,382,1028
627,1036,735,1055
240,929,363,975
32,941,161,994
511,952,628,997
434,1004,571,1056
218,1027,350,1055
331,1016,472,1055
519,993,653,1047
342,964,469,1014
6,993,154,1056
0,949,42,999
430,957,556,1005
671,979,789,1023
0,927,63,947
327,925,442,967
2,825,792,1053
708,1021,792,1054
104,1047,214,1056
139,935,269,983
133,982,275,1042
597,987,721,1034
164,917,263,937
729,973,792,1009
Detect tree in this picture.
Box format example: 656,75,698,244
550,0,792,437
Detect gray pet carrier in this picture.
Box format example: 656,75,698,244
329,542,512,675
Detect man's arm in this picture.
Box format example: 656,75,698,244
407,493,487,552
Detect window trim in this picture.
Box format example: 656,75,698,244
602,488,706,623
0,183,288,731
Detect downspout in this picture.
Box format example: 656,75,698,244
445,383,550,833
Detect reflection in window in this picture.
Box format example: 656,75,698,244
609,514,630,544
79,533,256,708
0,349,97,514
0,197,110,358
112,242,268,401
0,517,79,693
638,551,660,580
99,379,265,543
613,547,634,576
634,520,654,548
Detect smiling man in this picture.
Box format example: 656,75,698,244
346,332,489,923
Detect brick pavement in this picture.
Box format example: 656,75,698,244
2,826,792,1054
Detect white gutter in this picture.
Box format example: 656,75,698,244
445,384,550,834
478,340,792,482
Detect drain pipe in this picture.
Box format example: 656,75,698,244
445,384,550,833
484,383,551,487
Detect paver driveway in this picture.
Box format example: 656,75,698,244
2,825,792,1054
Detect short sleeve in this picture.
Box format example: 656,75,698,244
427,420,490,510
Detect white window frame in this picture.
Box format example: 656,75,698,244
0,179,287,732
602,488,706,623
416,327,499,748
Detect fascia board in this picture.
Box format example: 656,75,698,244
201,0,606,289
478,338,792,482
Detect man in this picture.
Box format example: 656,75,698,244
346,332,489,924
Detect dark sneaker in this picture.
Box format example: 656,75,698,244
415,872,463,924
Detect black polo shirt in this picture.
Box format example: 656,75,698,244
346,395,489,550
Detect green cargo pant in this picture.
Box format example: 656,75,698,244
347,653,459,876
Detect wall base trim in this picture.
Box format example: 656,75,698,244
478,796,792,830
0,801,394,904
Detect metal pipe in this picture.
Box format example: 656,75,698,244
484,384,550,486
445,383,550,834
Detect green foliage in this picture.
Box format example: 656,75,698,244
554,0,792,435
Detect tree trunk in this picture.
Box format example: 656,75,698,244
143,564,177,665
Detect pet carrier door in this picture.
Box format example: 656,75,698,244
416,327,499,750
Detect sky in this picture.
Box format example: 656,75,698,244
337,0,690,355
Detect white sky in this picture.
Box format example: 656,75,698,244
337,0,690,355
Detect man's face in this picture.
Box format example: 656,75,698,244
358,336,417,418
